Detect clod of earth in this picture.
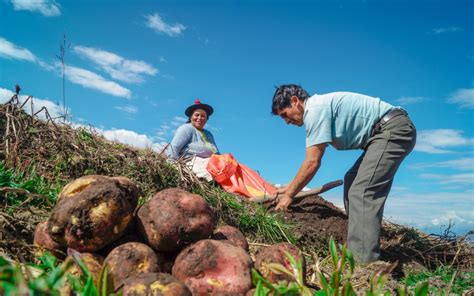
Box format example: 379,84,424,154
172,239,253,295
47,175,138,252
122,272,191,296
137,188,217,252
104,242,164,289
254,242,306,283
211,225,249,251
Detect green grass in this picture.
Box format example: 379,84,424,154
404,264,474,295
193,184,295,244
0,162,62,207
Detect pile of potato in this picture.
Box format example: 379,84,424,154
34,175,305,295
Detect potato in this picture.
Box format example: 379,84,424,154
172,239,253,295
254,242,306,283
212,225,249,251
137,188,216,252
104,242,163,289
48,175,138,252
122,272,191,296
99,219,143,257
33,221,66,259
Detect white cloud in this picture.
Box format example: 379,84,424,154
447,88,474,109
145,13,186,37
395,96,427,105
415,129,474,154
383,191,474,235
0,37,37,62
100,129,154,149
154,117,187,141
97,128,168,153
64,65,131,98
73,46,158,83
115,105,138,114
0,87,65,120
11,0,60,16
170,116,187,127
420,173,474,185
430,27,462,35
0,38,131,99
411,157,474,171
159,56,167,63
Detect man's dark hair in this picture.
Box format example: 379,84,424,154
271,84,310,115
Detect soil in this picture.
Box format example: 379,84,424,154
275,194,348,250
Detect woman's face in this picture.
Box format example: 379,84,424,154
190,109,208,130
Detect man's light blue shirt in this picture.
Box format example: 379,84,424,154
304,92,394,150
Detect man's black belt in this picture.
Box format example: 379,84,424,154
378,108,408,125
370,108,408,137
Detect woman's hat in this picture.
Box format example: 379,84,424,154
185,99,214,117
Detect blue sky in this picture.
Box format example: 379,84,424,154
0,0,472,236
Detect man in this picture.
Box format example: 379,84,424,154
271,84,416,263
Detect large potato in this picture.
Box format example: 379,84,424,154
33,221,66,259
122,272,191,296
172,239,253,295
48,175,138,252
254,242,306,283
212,225,249,251
104,242,163,289
137,188,216,252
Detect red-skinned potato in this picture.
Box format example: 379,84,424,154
122,272,191,296
137,188,216,252
104,242,163,289
47,175,138,252
33,221,66,259
172,239,253,295
212,225,249,251
254,242,306,283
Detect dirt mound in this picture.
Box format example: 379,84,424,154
278,195,348,249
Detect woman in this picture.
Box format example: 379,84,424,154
169,99,219,180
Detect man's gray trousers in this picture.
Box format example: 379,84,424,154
343,113,416,263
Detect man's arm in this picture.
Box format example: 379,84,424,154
275,143,326,211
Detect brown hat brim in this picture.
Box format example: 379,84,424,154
185,103,214,117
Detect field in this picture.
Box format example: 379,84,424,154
0,99,472,295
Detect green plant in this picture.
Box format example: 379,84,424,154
0,253,73,295
314,237,356,296
403,264,473,295
66,249,119,296
251,251,312,295
0,251,120,296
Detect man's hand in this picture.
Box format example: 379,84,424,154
270,186,286,198
275,194,293,211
